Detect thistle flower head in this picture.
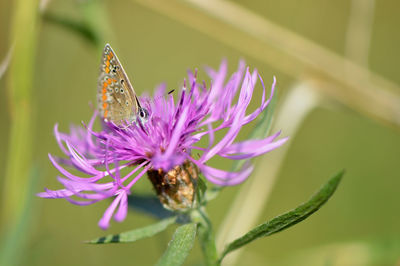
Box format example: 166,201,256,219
38,60,288,229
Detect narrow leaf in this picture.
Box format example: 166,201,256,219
220,170,344,261
156,223,197,266
87,216,176,244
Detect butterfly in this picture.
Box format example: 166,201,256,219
97,43,149,126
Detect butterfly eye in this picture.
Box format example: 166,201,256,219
138,108,149,121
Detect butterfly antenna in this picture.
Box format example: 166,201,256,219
150,89,176,104
135,95,142,108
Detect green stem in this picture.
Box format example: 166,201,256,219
193,209,220,266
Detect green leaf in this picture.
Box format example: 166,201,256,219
156,223,197,266
87,216,176,244
219,170,344,261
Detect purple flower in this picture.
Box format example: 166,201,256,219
38,60,288,229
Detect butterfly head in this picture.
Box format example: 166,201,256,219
137,107,149,124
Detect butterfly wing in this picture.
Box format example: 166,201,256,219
97,44,139,125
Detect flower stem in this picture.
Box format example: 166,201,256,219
192,208,220,266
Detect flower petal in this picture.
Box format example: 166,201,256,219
98,192,123,230
221,137,289,160
198,161,254,186
219,131,281,155
114,191,128,222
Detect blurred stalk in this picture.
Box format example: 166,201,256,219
39,0,52,13
345,0,375,67
132,0,400,129
0,167,40,266
216,83,322,265
2,0,39,229
0,47,13,80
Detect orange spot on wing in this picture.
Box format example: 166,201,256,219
104,109,108,117
103,102,108,109
101,82,108,108
102,82,108,93
105,55,111,73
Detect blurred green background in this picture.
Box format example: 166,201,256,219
1,0,399,265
